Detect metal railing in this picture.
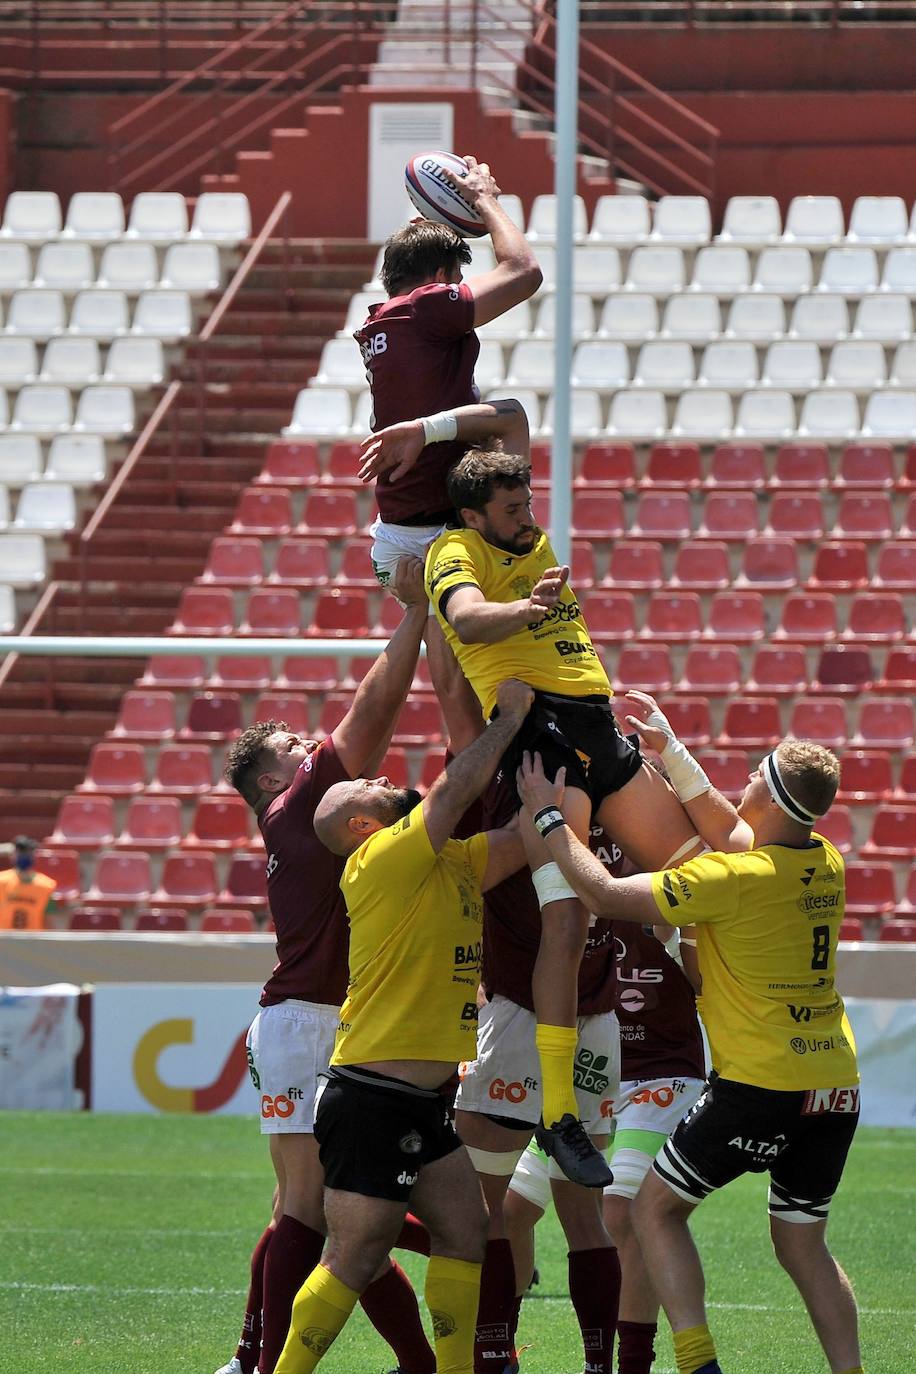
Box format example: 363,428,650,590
575,0,916,23
0,579,61,693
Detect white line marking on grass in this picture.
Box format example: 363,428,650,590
0,1282,248,1298
0,1225,250,1238
0,1166,265,1179
524,1295,913,1317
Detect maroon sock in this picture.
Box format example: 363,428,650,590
508,1292,523,1347
395,1211,432,1256
474,1237,517,1373
616,1319,658,1374
235,1224,273,1374
568,1246,621,1374
360,1259,436,1374
259,1214,324,1374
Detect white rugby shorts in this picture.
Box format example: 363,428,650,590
456,994,620,1137
369,515,446,608
605,1075,705,1200
246,999,340,1135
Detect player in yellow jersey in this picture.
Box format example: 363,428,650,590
273,678,533,1374
516,719,864,1374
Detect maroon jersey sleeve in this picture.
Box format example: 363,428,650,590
259,737,353,1007
614,924,706,1081
410,281,476,341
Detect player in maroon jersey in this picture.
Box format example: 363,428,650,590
218,561,436,1374
355,155,541,749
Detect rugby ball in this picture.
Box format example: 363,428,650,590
405,151,488,239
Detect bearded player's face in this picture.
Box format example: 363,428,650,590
360,777,423,824
475,484,538,555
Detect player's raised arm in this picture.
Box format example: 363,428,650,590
452,156,542,324
444,565,570,645
358,397,530,484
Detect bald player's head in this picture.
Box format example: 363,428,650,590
313,776,423,856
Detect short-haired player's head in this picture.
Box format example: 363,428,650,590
224,720,318,813
447,447,536,556
314,777,423,856
739,739,840,832
381,220,472,296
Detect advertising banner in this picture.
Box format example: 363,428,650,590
845,998,916,1128
91,983,261,1115
0,984,84,1110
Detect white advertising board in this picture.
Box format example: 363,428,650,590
91,983,261,1115
845,998,916,1128
0,984,84,1110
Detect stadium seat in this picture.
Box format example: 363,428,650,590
190,192,251,245
589,195,651,245
630,490,691,541
844,862,897,917
753,247,813,296
230,486,293,538
610,644,673,695
641,442,702,489
861,392,916,441
218,854,268,908
838,917,864,941
659,293,721,343
131,290,192,341
765,492,825,541
879,920,916,943
309,589,370,638
256,441,321,488
135,908,189,933
313,337,371,390
697,491,758,540
834,443,895,491
69,288,130,341
252,693,310,735
706,591,766,643
851,294,911,343
774,592,837,644
577,443,635,488
169,587,235,636
624,247,685,296
833,491,894,541
283,388,351,439
299,490,359,538
844,592,906,644
604,540,664,591
154,852,219,908
160,243,221,295
541,390,603,439
725,294,785,342
808,541,869,592
1,190,61,242
879,649,916,694
125,192,188,242
150,744,213,796
6,289,64,340
880,248,916,293
200,536,264,587
118,796,182,849
826,343,887,394
853,698,914,749
337,542,382,589
570,491,625,540
33,242,94,293
695,749,750,800
783,195,844,248
33,847,81,902
817,804,853,854
80,742,146,795
846,195,908,246
320,445,363,492
185,795,251,849
582,590,638,643
678,644,742,695
392,697,445,747
901,495,916,538
13,481,76,534
716,195,781,248
896,756,916,803
0,433,42,483
210,654,273,692
86,850,152,906
476,301,532,342
606,389,667,440
73,385,134,436
718,697,781,749
40,337,100,387
745,645,808,697
788,697,848,749
890,342,916,389
269,538,331,589
181,692,243,741
634,341,695,393
96,242,158,293
863,805,916,861
571,540,596,589
787,294,849,346
103,337,165,388
532,293,596,340
689,246,749,296
812,646,874,695
239,588,302,637
201,909,256,934
597,293,658,342
570,340,629,390
874,541,916,591
139,655,206,690
671,540,730,592
0,583,13,632
11,386,70,437
317,692,349,737
61,191,124,245
641,591,701,643
658,696,712,747
838,750,893,804
734,390,796,440
698,341,758,392
0,241,31,292
0,532,45,587
650,195,711,247
527,193,588,242
574,245,623,296
0,485,11,528
671,390,733,441
377,748,410,787
761,341,822,392
70,908,122,932
736,537,798,592
706,443,766,491
817,247,878,296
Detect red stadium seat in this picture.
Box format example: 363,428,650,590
185,795,251,849
874,541,916,591
745,645,809,697
789,697,848,749
339,542,382,589
268,538,331,589
378,748,410,787
671,540,730,592
736,537,798,592
706,591,766,643
253,693,311,735
577,442,636,489
843,592,906,644
529,443,552,489
879,648,916,694
678,644,742,695
837,442,895,489
323,441,363,489
853,697,915,749
318,693,350,737
812,646,875,695
611,644,673,695
200,536,264,587
112,690,177,741
657,696,712,747
630,491,691,541
879,920,916,943
833,491,894,541
571,491,625,540
571,540,596,589
774,592,838,644
86,851,152,906
139,655,207,690
697,492,758,541
155,852,219,907
862,805,916,860
807,541,869,593
34,847,81,902
897,494,916,538
706,443,766,491
371,594,404,638
695,750,749,801
277,655,340,694
309,590,370,638
582,591,638,643
117,796,182,849
135,908,189,933
844,862,897,917
80,742,146,795
150,744,213,796
181,692,243,742
239,588,302,637
816,804,853,855
531,492,551,531
417,747,448,795
604,540,664,591
70,907,122,931
838,918,864,941
392,697,445,746
898,868,916,912
894,754,916,801
219,853,268,908
717,697,781,749
838,751,893,805
771,443,830,490
299,490,359,538
764,492,824,541
201,908,256,934
641,442,702,489
229,486,293,537
256,440,321,487
209,654,273,692
169,587,235,637
641,591,702,643
49,794,115,849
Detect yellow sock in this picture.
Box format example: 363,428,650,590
424,1255,482,1374
673,1323,717,1374
536,1022,579,1124
274,1264,359,1374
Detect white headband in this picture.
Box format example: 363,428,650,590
762,751,819,826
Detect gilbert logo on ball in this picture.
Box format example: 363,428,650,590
405,151,487,238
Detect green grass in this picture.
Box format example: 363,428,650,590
0,1114,913,1374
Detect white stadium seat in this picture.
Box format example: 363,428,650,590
14,481,76,533
0,485,10,528
347,387,370,436
671,389,733,441
624,247,685,296
606,388,667,440
861,390,916,439
573,245,621,296
531,293,595,339
880,249,916,294
846,196,908,247
363,246,385,292
313,338,368,390
753,248,813,297
634,340,695,393
798,390,860,440
532,245,556,292
61,191,125,245
69,289,130,341
283,387,352,438
0,337,38,385
787,295,849,344
476,301,531,342
0,243,32,292
0,192,62,244
0,433,43,483
734,390,796,440
73,385,135,435
689,246,750,297
494,194,524,231
189,192,251,246
40,337,101,386
132,290,192,340
159,243,221,295
716,195,781,248
817,248,879,297
472,341,505,392
124,192,189,242
570,340,629,391
825,341,887,392
97,242,159,293
103,337,165,388
889,342,916,387
526,194,588,242
698,341,759,392
782,195,844,248
464,242,496,279
589,195,651,246
0,532,45,585
6,289,65,340
11,384,68,435
661,293,721,343
597,294,658,342
650,195,712,247
852,295,912,343
724,294,785,342
761,341,822,392
505,340,556,390
44,433,107,484
340,292,379,337
541,389,603,438
0,583,15,633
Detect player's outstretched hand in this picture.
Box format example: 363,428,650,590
392,555,427,608
517,751,566,813
358,419,426,484
496,677,534,725
458,154,502,203
623,689,675,755
527,564,569,619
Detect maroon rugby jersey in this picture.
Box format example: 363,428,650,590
614,924,705,1081
480,772,621,1016
355,281,478,525
259,736,351,1008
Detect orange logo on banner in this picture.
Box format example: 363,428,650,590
133,1018,249,1112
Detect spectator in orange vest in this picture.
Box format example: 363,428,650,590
0,836,57,930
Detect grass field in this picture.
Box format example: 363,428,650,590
1,1114,913,1374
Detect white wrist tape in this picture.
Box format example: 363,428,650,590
662,928,684,969
531,861,578,908
639,701,711,804
421,410,458,446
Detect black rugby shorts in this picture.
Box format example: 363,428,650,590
316,1066,462,1202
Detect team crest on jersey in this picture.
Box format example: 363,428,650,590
510,575,532,598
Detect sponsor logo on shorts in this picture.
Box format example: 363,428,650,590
246,1046,260,1090
600,1099,615,1118
488,1077,536,1104
802,1086,860,1115
397,1169,419,1186
261,1093,296,1119
573,1047,611,1096
796,889,841,916
399,1130,423,1154
728,1132,787,1160
632,1083,685,1109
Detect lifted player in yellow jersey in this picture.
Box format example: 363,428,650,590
516,716,864,1374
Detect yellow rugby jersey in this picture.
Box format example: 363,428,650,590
332,802,489,1066
425,527,610,719
650,838,858,1092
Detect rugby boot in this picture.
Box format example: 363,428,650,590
535,1114,613,1188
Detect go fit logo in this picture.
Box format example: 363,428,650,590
132,1018,250,1113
